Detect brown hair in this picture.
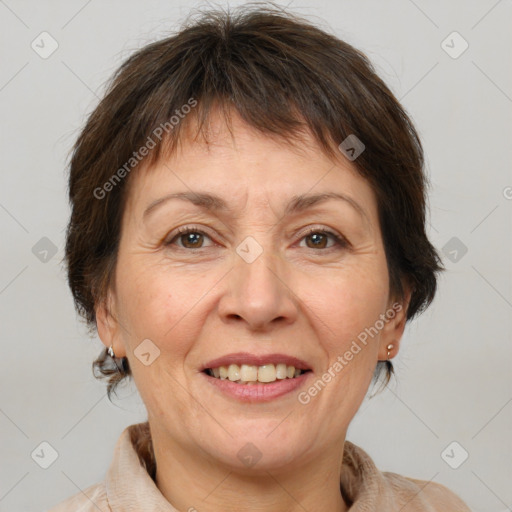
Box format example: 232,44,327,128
63,3,444,400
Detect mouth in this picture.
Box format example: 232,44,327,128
200,352,313,396
203,363,312,384
201,352,312,382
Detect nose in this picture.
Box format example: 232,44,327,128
217,242,298,332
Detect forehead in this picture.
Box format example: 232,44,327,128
124,110,378,222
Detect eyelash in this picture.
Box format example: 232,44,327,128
165,226,349,251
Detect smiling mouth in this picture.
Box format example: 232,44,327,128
203,363,312,384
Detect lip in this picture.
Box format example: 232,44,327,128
201,352,312,371
201,370,312,402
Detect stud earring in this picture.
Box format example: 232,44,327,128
386,343,394,360
106,344,128,374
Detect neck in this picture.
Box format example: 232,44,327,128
150,427,349,512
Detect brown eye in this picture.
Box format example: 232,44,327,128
180,231,204,249
300,229,348,250
166,228,212,249
165,227,348,252
305,232,329,249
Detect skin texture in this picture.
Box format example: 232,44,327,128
96,110,411,512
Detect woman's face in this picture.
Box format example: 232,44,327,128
97,111,408,471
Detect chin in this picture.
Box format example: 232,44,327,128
202,421,312,471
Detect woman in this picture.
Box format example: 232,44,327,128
51,4,471,511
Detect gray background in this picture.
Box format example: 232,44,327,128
0,1,511,511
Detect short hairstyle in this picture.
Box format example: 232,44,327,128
63,3,444,399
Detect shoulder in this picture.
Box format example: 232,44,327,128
382,471,472,511
47,482,110,512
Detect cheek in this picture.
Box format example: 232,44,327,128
310,265,388,356
116,264,194,353
116,268,197,412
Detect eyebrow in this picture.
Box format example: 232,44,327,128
143,191,368,222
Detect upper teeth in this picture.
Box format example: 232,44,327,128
208,363,304,383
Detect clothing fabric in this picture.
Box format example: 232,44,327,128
48,421,472,511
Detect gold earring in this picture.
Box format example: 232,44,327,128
386,344,394,360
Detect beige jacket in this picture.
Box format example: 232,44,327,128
49,422,472,511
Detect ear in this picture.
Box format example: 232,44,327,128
95,291,126,358
378,287,412,361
